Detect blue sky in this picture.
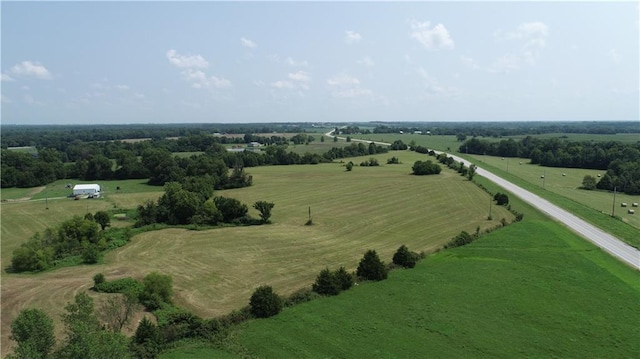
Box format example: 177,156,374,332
1,1,638,125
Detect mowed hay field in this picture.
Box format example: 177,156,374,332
468,154,640,230
0,151,512,356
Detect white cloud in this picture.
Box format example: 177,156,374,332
488,54,521,73
1,73,15,82
270,71,311,95
285,57,309,67
327,74,360,87
331,88,373,99
608,49,622,65
417,67,458,98
268,55,310,67
460,56,479,70
23,94,44,105
271,80,294,89
357,56,375,67
502,22,549,65
288,70,311,83
1,93,11,103
10,61,52,79
241,37,257,49
166,49,209,68
327,73,373,99
211,76,232,88
181,69,232,89
133,92,145,99
344,30,362,44
115,84,129,90
409,20,454,50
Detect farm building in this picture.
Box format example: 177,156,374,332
73,184,101,197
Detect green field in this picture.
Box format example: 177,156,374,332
229,219,639,358
0,151,513,357
351,134,460,152
160,164,638,358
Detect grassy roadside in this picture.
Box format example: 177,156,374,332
350,133,639,247
459,155,640,248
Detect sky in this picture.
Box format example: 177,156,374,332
1,1,638,125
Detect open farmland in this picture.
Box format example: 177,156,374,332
231,219,640,358
0,151,513,356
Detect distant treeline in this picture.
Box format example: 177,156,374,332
1,132,387,188
459,137,640,195
372,121,640,137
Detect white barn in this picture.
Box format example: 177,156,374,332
73,184,101,197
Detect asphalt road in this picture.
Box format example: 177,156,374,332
447,153,640,270
325,130,640,269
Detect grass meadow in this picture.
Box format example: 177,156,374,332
0,151,513,357
230,219,640,359
163,171,640,358
349,133,640,246
468,154,640,229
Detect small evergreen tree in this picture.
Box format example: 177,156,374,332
249,285,283,318
392,245,418,268
356,250,388,281
312,268,340,296
334,267,354,291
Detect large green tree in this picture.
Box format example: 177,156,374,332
9,308,56,359
94,211,111,231
56,292,131,359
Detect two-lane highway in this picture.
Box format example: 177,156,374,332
324,129,639,269
448,153,640,270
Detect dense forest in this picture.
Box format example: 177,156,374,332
459,136,640,194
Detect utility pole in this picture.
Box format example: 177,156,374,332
611,186,617,217
488,196,492,220
45,195,49,210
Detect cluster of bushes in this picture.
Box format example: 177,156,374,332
412,160,441,175
323,142,388,161
11,213,130,273
359,158,380,167
312,267,354,296
390,140,408,150
135,181,273,227
387,156,400,164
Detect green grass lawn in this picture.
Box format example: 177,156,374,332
224,219,640,359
